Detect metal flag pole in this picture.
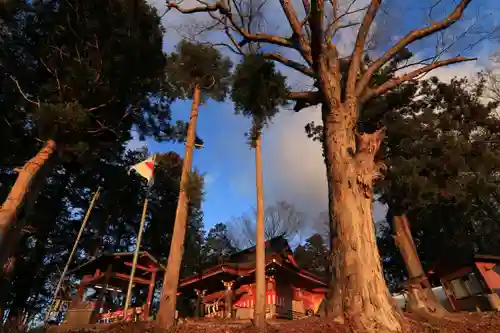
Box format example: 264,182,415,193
122,196,148,320
123,154,156,320
44,186,101,324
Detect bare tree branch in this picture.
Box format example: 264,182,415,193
285,90,320,102
9,76,40,107
356,0,473,97
308,0,326,67
330,22,361,38
360,56,476,103
278,0,312,64
260,52,314,77
482,52,500,104
346,0,381,99
325,1,367,39
166,1,294,49
227,201,306,247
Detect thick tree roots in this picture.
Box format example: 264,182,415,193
404,283,461,323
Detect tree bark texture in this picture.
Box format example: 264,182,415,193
392,215,448,318
0,139,57,277
319,49,403,333
254,133,266,330
157,86,201,330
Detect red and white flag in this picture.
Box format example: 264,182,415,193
129,155,155,184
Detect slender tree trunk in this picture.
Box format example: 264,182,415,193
254,133,266,330
0,139,57,276
392,215,448,318
157,86,201,330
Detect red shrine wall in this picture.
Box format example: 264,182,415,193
229,277,326,320
475,261,500,291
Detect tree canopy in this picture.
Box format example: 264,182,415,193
1,148,207,323
0,0,189,322
294,233,329,278
372,76,500,287
165,40,232,102
231,54,288,142
2,0,173,156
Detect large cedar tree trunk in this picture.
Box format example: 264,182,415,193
0,139,57,276
392,215,448,318
254,133,266,330
157,86,200,330
319,50,403,332
0,164,54,320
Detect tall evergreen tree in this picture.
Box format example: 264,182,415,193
158,41,231,329
202,223,237,267
0,0,176,278
294,234,329,278
373,76,500,301
231,54,287,329
1,148,205,324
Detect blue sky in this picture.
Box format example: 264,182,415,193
147,99,258,230
131,94,330,234
137,0,499,234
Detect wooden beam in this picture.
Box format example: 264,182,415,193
91,265,112,324
123,261,158,273
114,272,150,285
81,273,104,285
145,270,156,318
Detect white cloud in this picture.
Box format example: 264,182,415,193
262,106,326,217
427,61,483,82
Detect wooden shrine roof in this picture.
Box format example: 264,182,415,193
178,255,327,297
227,236,297,265
428,253,500,277
178,236,325,292
68,251,165,279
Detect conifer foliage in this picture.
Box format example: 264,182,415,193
0,0,174,278
376,76,500,287
166,40,232,102
232,54,288,143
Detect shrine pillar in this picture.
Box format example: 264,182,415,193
144,270,156,319
194,289,206,318
266,276,276,319
91,265,112,323
223,281,234,319
70,279,87,308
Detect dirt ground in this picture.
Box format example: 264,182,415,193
19,312,500,333
173,312,500,333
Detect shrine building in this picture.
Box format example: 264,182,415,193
177,236,328,320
